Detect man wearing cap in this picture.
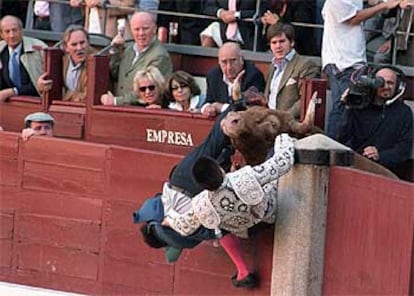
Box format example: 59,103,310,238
21,112,54,141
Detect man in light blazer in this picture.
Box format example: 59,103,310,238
264,22,319,120
100,11,173,106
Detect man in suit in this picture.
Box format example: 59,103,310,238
37,25,95,103
100,11,173,105
264,22,319,120
204,0,269,51
0,15,46,102
202,42,265,117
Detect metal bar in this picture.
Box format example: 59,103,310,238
252,0,261,52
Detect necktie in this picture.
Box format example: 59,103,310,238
9,50,21,88
226,0,238,40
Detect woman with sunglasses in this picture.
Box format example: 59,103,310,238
132,66,169,109
166,71,205,112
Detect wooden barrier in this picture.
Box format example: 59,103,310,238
0,132,274,295
0,132,412,295
0,96,42,132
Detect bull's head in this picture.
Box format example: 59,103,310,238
221,102,316,165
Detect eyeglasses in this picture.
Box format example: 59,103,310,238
139,85,156,92
171,83,189,91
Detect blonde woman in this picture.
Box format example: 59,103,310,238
166,71,204,112
132,66,168,109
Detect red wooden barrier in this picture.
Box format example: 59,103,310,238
324,167,414,295
0,132,273,295
0,96,42,132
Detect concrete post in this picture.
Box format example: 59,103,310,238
270,134,353,296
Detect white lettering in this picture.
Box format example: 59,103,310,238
145,128,194,147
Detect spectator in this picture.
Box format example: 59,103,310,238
102,65,168,108
37,25,95,103
49,1,83,32
264,22,319,120
338,66,413,172
262,0,318,55
21,112,54,141
396,0,414,66
70,0,134,37
204,0,269,51
0,15,46,102
202,42,265,117
33,1,51,30
321,0,401,139
158,0,209,46
166,71,204,112
363,0,394,64
100,11,172,105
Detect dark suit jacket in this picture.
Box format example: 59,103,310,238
158,0,210,45
0,47,38,96
206,60,266,104
264,53,319,119
204,0,269,51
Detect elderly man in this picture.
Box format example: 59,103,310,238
0,15,46,102
37,25,95,103
100,11,173,106
338,66,413,172
202,42,265,117
21,112,54,141
264,22,319,120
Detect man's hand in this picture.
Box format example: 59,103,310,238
21,128,36,142
110,32,125,49
219,10,237,24
0,88,15,102
201,103,220,117
85,0,101,8
37,72,53,93
384,0,403,10
161,218,170,227
363,146,380,161
377,40,391,53
232,70,245,101
261,11,280,25
100,92,115,105
400,0,414,9
69,0,84,7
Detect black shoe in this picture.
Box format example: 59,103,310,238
231,273,258,288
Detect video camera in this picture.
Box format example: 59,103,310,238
343,65,406,109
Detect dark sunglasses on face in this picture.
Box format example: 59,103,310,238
139,85,156,92
171,83,188,91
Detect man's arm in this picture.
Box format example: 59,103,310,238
347,0,401,26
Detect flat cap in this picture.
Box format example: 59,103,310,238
24,112,55,124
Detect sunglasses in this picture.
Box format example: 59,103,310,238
139,85,156,92
171,83,188,91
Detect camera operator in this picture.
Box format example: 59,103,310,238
338,66,413,172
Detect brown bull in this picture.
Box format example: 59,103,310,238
220,106,398,179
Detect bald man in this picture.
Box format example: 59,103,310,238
101,11,173,106
338,66,413,171
0,15,46,102
202,42,265,117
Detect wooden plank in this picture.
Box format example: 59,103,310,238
87,107,214,155
324,168,413,295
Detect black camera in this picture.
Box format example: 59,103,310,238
344,66,385,109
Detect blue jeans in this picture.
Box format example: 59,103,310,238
324,64,360,139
